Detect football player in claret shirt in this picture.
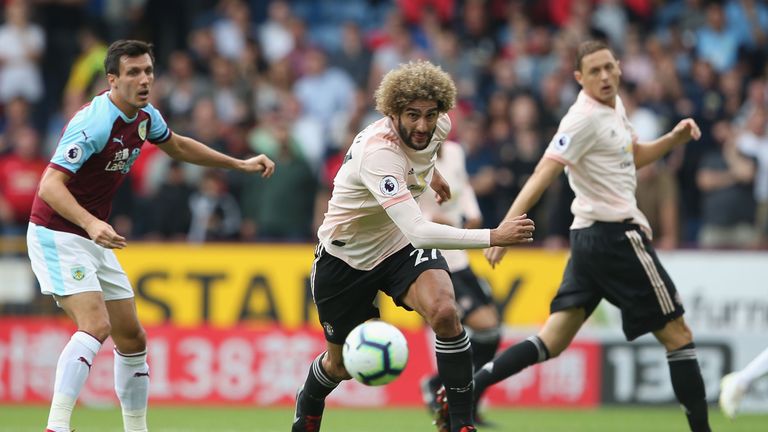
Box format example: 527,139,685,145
27,40,274,432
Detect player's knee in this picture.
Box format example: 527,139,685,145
113,325,147,353
658,319,694,351
426,300,460,336
81,320,111,342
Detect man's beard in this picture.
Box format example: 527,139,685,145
397,122,434,150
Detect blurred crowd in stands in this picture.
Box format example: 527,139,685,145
0,0,766,250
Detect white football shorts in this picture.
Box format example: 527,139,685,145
27,223,134,301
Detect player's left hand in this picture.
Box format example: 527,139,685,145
242,154,276,178
671,118,701,143
430,169,451,204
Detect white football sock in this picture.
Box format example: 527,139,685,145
115,349,149,432
736,347,768,388
47,331,102,431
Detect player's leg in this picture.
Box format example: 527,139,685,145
101,249,149,432
293,343,349,432
421,269,501,414
455,269,501,376
719,346,768,418
106,298,149,432
49,292,110,432
292,244,371,432
613,225,709,432
400,268,474,432
472,250,597,405
653,317,710,431
472,307,585,400
27,225,107,432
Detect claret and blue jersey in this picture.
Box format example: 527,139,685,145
29,91,172,237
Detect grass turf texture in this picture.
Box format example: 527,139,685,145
1,405,764,431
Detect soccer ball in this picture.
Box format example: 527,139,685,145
342,320,409,386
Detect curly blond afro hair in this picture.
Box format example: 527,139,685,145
374,60,456,116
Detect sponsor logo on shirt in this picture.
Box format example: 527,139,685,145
105,148,141,173
379,176,399,196
64,144,83,163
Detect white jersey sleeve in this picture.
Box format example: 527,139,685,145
385,199,490,249
544,107,596,166
359,142,412,209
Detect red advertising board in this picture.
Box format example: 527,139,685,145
0,318,599,407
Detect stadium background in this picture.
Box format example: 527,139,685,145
0,0,767,430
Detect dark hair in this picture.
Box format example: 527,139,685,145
575,40,611,72
104,40,155,76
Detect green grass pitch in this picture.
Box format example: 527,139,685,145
1,405,764,431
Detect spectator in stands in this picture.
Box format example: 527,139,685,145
144,160,194,241
258,0,295,63
293,46,355,148
63,26,108,103
736,107,768,246
696,120,757,248
0,0,45,104
188,169,242,242
696,1,740,73
154,50,211,131
461,113,498,227
240,116,316,241
329,22,372,90
212,0,252,61
0,126,47,234
209,56,252,126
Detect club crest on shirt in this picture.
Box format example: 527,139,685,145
71,266,86,281
138,119,148,141
64,144,83,163
551,133,571,152
379,176,399,196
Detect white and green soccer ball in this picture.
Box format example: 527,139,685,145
342,320,409,386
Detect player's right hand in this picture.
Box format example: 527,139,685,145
489,214,535,248
86,219,127,249
242,154,276,177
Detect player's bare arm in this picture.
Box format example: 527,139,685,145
485,157,564,267
634,118,701,169
430,167,451,204
37,167,127,249
158,133,276,177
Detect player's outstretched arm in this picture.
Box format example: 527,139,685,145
634,118,701,169
37,168,127,249
485,157,564,267
158,133,275,177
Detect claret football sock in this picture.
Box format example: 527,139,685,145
115,349,149,432
47,331,102,432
